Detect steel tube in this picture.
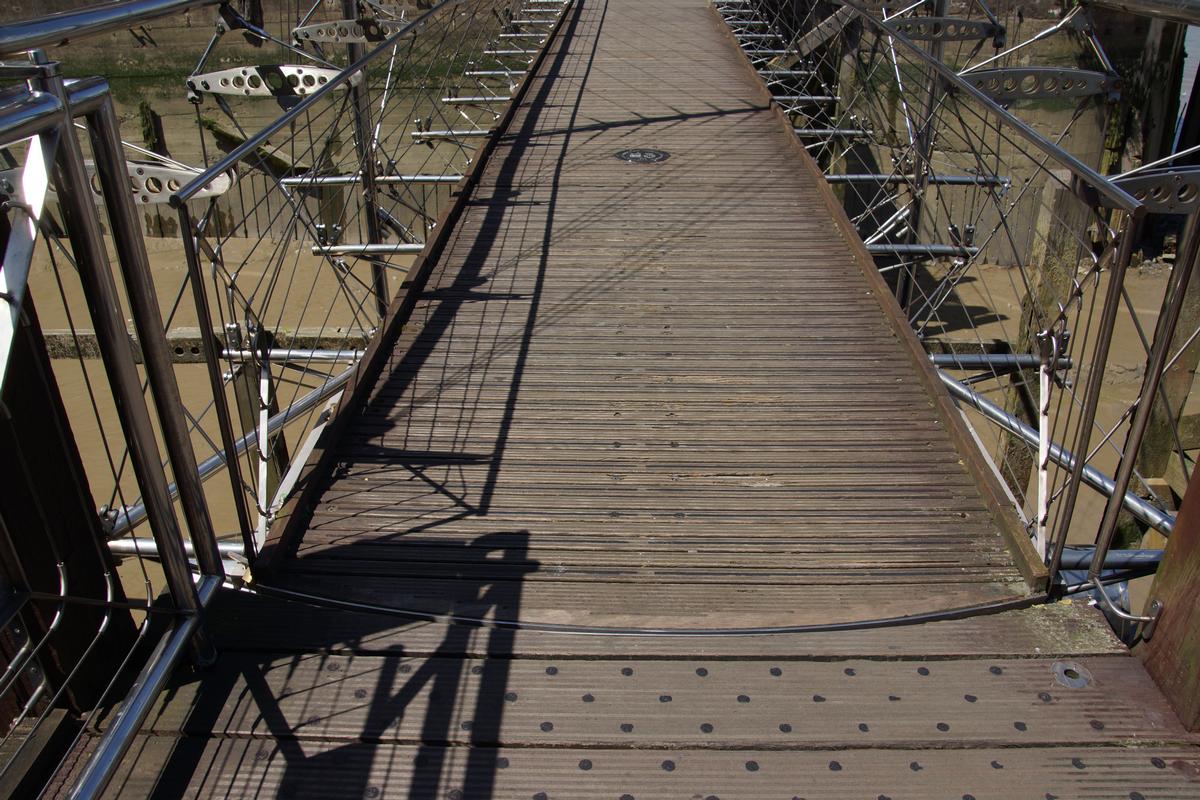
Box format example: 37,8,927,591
281,174,464,186
222,348,365,361
825,173,1008,186
110,363,355,537
108,538,242,558
931,353,1072,370
177,206,257,558
67,575,220,800
1049,220,1142,576
937,369,1175,535
1059,546,1162,571
0,0,221,56
0,88,62,148
1091,213,1200,581
312,242,425,255
83,88,225,582
33,56,206,627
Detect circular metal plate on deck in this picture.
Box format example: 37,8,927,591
614,148,670,164
1052,661,1092,688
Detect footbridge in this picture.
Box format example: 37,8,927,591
1,0,1200,797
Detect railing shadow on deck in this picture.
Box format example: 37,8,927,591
109,533,536,800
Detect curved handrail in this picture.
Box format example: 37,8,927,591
170,0,468,206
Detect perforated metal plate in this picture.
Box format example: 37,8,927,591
293,17,408,44
2,161,234,206
890,16,1001,43
965,68,1118,103
614,148,669,164
186,65,357,98
1115,167,1200,214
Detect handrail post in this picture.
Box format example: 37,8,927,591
1047,214,1142,580
28,52,213,657
1091,212,1200,581
177,206,258,559
82,86,226,583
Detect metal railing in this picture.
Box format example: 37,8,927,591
721,0,1200,631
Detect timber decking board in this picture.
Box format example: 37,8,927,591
130,651,1192,748
55,1,1200,797
263,0,1032,628
59,736,1200,800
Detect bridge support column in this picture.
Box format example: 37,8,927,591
1140,459,1200,730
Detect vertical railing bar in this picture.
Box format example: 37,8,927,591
1047,214,1141,581
177,204,258,559
1090,212,1200,582
83,89,225,582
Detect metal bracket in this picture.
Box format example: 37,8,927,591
293,17,408,45
889,16,1003,46
1114,167,1200,215
186,65,358,99
964,68,1120,103
1,161,234,205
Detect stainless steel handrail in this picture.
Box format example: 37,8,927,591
0,0,222,56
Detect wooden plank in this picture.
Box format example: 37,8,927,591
54,735,1200,800
133,651,1194,749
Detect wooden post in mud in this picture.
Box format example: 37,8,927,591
1140,458,1200,731
993,172,1082,503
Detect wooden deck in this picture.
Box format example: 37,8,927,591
55,0,1200,796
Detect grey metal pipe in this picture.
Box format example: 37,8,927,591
825,174,1009,186
1091,213,1200,581
223,348,365,361
937,369,1176,534
931,354,1072,370
1085,0,1200,25
0,0,221,56
31,55,207,631
67,575,220,800
312,242,425,255
1049,222,1142,576
280,174,465,186
83,87,225,582
108,538,243,558
110,363,355,537
1059,546,1162,571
